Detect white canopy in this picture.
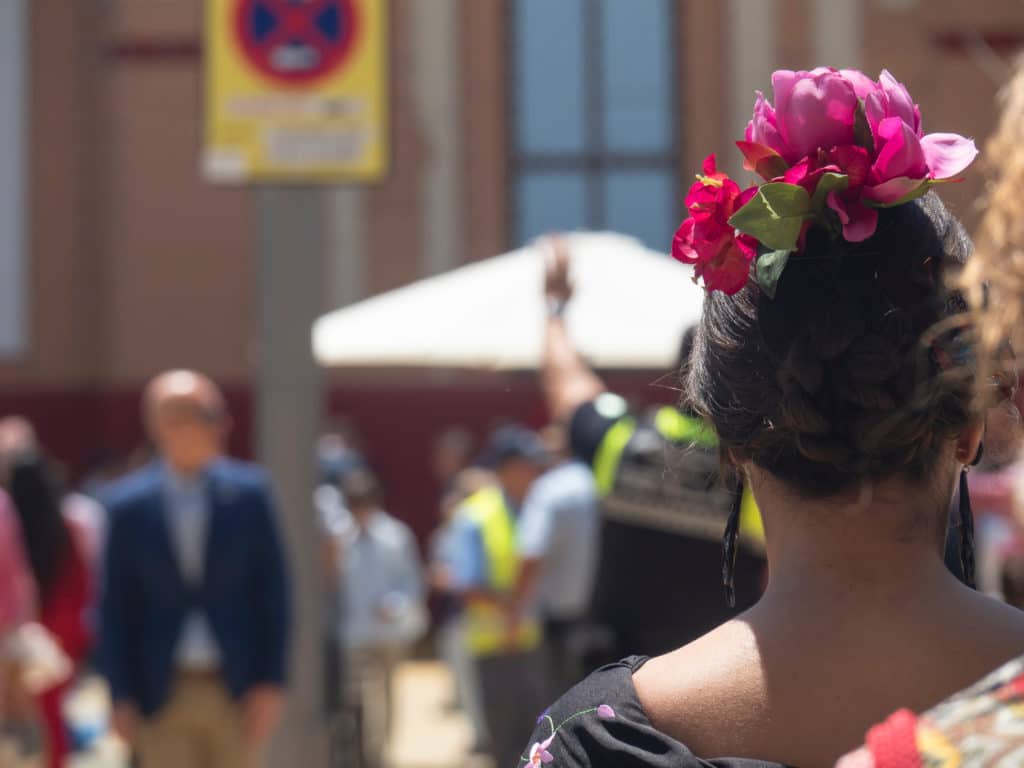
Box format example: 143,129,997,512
312,232,706,370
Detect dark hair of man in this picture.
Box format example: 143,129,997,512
342,468,381,508
686,192,974,496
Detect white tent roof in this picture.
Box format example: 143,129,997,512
312,232,705,370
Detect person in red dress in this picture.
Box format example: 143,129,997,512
0,417,92,768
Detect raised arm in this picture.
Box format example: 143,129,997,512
541,237,606,423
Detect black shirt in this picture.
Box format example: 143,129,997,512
569,398,765,660
520,655,789,768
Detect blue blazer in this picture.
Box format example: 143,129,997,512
98,459,291,717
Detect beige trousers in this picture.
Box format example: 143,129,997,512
137,671,257,768
337,647,401,768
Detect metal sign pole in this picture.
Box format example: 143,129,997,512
256,185,327,766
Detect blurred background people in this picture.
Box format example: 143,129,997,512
0,486,34,651
512,424,599,700
967,397,1024,597
98,370,290,768
426,427,492,754
324,467,426,768
316,426,368,508
314,424,369,731
0,417,93,768
0,481,40,763
539,240,766,660
431,427,476,501
451,424,546,768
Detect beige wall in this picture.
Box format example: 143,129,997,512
461,0,508,262
0,0,255,391
862,0,1023,232
104,0,254,385
104,56,254,383
0,1,98,390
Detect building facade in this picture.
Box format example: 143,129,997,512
1,0,1021,515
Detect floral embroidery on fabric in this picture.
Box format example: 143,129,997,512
912,656,1024,766
527,736,554,766
522,704,617,766
838,657,1024,766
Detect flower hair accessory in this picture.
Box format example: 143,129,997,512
672,68,978,297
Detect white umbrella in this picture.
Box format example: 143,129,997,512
312,232,705,370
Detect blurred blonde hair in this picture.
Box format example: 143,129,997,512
964,56,1024,366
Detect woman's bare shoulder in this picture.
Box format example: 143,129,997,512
633,621,773,749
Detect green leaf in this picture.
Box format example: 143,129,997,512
727,182,812,251
810,172,849,211
755,249,791,299
854,100,875,154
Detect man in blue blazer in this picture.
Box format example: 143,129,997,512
99,370,290,768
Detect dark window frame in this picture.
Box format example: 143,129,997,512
506,0,682,247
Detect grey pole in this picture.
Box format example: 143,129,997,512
255,186,327,766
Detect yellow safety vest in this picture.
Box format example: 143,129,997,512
459,487,541,656
594,405,765,547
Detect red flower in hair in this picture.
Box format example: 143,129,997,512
672,155,759,295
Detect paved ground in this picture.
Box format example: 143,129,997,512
386,661,492,768
66,660,487,768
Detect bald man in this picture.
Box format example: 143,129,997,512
98,370,290,768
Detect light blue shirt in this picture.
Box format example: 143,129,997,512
450,491,518,591
518,461,600,619
326,507,426,650
451,515,488,590
163,468,221,669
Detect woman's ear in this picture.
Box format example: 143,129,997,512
955,421,984,466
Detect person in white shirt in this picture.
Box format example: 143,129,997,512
323,468,426,768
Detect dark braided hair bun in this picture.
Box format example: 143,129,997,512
687,192,974,496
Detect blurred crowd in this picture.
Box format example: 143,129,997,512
1,318,1023,768
317,419,601,768
0,371,291,768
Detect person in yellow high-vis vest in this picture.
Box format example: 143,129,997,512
450,425,547,768
539,239,767,662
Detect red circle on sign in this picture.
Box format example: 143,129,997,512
234,0,358,86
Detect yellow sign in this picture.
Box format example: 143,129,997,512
203,0,388,182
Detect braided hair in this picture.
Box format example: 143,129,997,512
687,192,974,497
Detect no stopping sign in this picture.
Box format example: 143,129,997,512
234,0,358,85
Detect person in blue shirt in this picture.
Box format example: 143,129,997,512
512,424,600,701
322,468,426,768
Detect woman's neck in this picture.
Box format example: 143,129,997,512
751,468,958,608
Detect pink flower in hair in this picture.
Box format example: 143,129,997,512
769,68,861,162
673,67,978,296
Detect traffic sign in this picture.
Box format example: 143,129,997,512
234,0,357,85
204,0,388,182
